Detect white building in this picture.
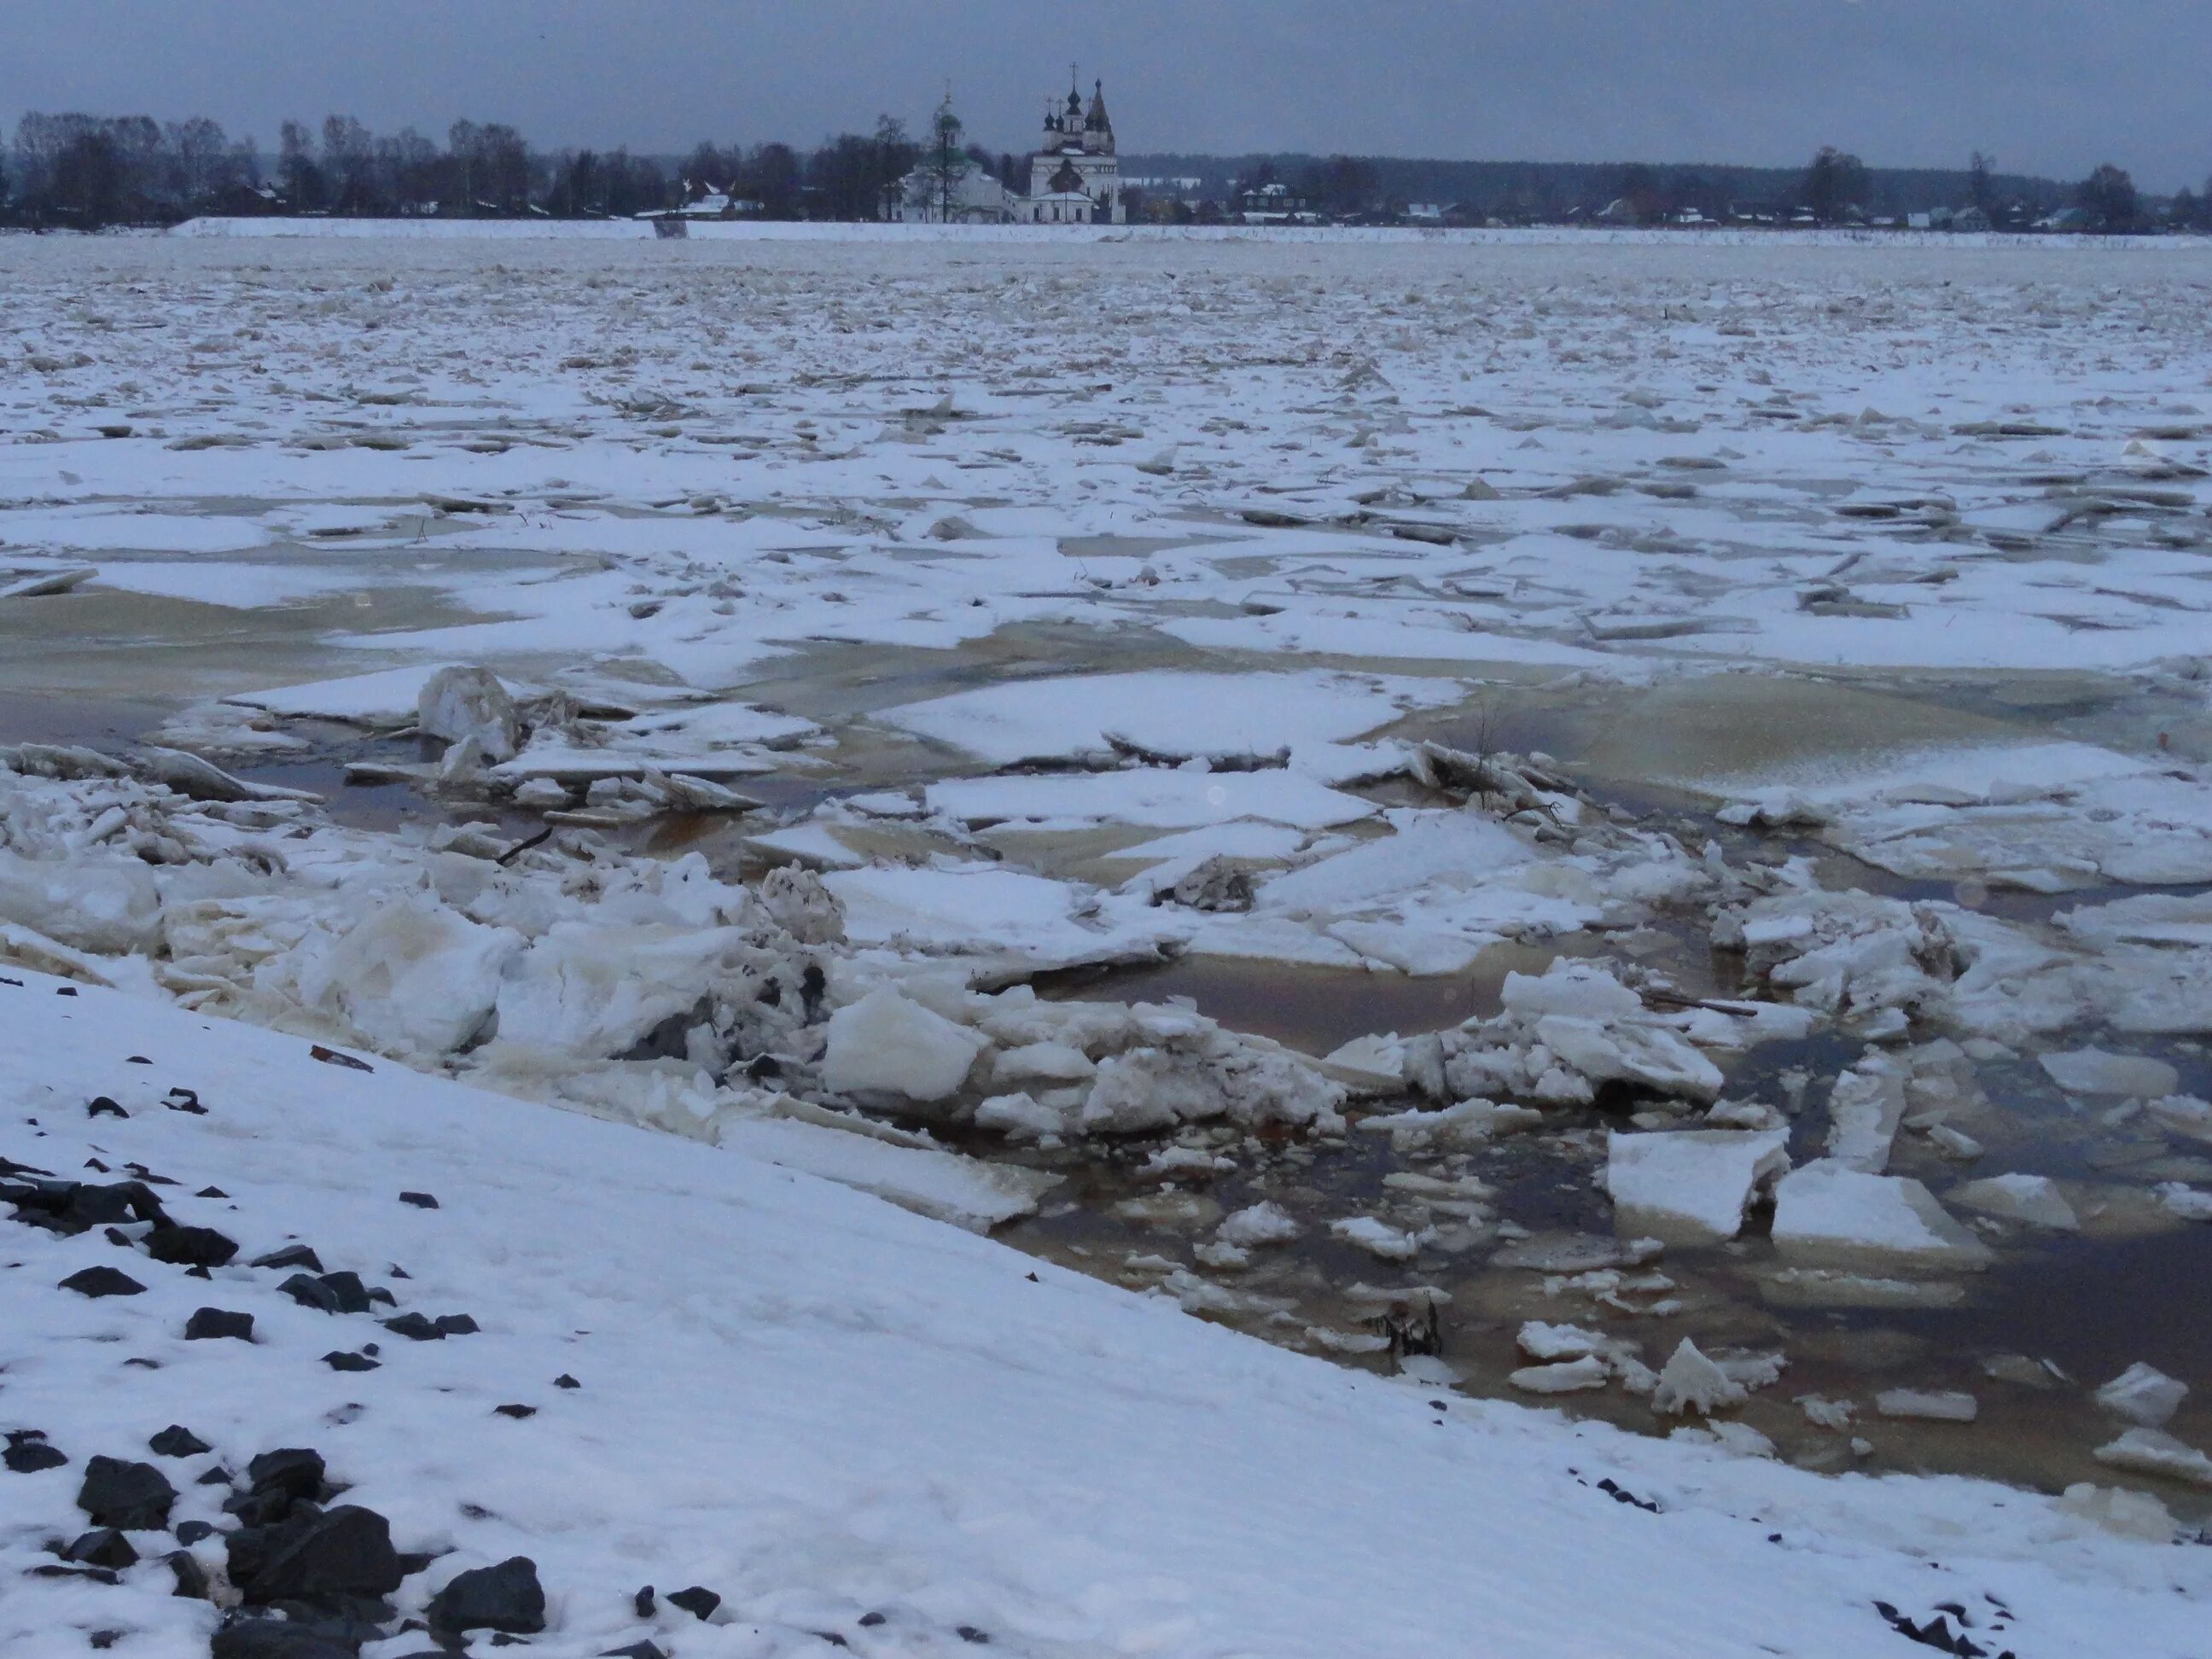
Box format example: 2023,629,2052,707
1021,77,1124,224
888,168,1015,224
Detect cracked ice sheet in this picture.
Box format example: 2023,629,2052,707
1703,742,2212,890
824,862,1190,974
926,768,1377,833
877,670,1468,773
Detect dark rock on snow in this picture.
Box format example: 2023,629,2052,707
323,1350,380,1372
77,1456,178,1529
186,1307,256,1342
228,1504,405,1604
62,1528,139,1569
253,1244,323,1272
4,1429,69,1473
148,1424,212,1458
209,1616,363,1659
247,1447,328,1504
146,1222,239,1267
177,1519,217,1545
398,1191,439,1209
667,1584,722,1621
59,1265,147,1298
167,1545,212,1599
428,1555,547,1634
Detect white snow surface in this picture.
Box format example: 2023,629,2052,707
1,970,2203,1657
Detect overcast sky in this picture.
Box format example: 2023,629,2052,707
4,1,2206,188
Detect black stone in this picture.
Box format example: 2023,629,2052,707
317,1272,375,1314
168,1547,212,1599
247,1448,327,1504
196,1185,229,1198
667,1584,721,1621
229,1504,403,1604
63,1528,139,1569
398,1192,438,1209
428,1556,546,1634
380,1313,441,1342
165,1088,207,1115
77,1457,178,1529
209,1615,362,1659
27,1562,119,1584
187,1264,213,1281
554,1374,579,1390
634,1584,656,1615
958,1627,991,1644
197,1466,236,1487
492,1404,534,1420
103,1225,131,1246
279,1274,344,1314
602,1644,667,1659
56,985,77,995
125,1057,151,1064
253,1244,322,1272
148,1424,212,1458
186,1307,255,1342
177,1519,216,1545
4,1430,68,1474
147,1223,239,1267
433,1314,479,1336
859,1611,887,1627
86,1096,126,1119
323,1351,380,1373
60,1266,147,1298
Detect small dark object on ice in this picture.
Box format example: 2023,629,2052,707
61,1266,145,1298
492,1404,535,1420
148,1223,239,1266
247,1447,327,1505
165,1088,206,1114
399,1191,439,1209
56,986,77,996
125,1057,150,1065
1872,1601,2012,1658
958,1627,992,1644
601,1644,667,1659
554,1374,579,1389
324,1350,380,1372
168,1546,212,1599
195,1185,227,1198
177,1520,215,1545
633,1584,655,1616
86,1096,126,1119
309,1045,373,1072
148,1424,212,1458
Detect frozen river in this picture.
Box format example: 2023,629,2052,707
7,227,2212,1514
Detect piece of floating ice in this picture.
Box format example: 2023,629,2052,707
716,1115,1057,1233
1516,1321,1605,1362
2093,1427,2212,1489
822,985,988,1103
2040,1048,2181,1099
2157,1181,2212,1222
1755,1269,1966,1310
1651,1338,1746,1417
0,563,97,599
1217,1202,1301,1249
1604,1128,1790,1246
1328,1215,1429,1260
228,664,530,729
1509,1356,1610,1394
2096,1362,2189,1429
1825,1056,1906,1173
417,666,521,762
1359,1097,1543,1150
1948,1173,2079,1231
1875,1389,1979,1423
133,746,322,804
1770,1160,1994,1273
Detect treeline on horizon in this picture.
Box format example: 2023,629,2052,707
3,107,2204,231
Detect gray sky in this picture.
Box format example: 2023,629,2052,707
5,1,2207,188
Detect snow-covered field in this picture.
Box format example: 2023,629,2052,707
5,230,2212,1654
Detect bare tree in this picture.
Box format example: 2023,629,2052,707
2076,163,2139,231
1968,150,1996,212
909,93,969,221
1803,147,1869,224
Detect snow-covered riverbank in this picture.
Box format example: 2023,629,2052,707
4,969,2206,1657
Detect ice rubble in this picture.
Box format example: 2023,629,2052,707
1605,1129,1790,1245
1769,1161,1994,1274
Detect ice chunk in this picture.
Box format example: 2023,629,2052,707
822,985,988,1103
288,893,521,1057
1875,1389,1979,1423
1948,1173,2078,1231
1825,1057,1906,1173
1217,1202,1301,1249
2057,1483,2179,1543
1533,1014,1725,1102
1604,1128,1790,1246
973,1091,1068,1142
2040,1048,2181,1099
1798,1395,1855,1430
2095,1362,2189,1429
1770,1161,1995,1273
1499,960,1644,1021
1509,1357,1610,1394
1328,1216,1429,1260
756,865,846,946
1516,1322,1603,1362
1651,1338,1747,1417
0,847,159,954
992,1041,1097,1087
2093,1428,2212,1488
417,666,521,761
2157,1182,2212,1222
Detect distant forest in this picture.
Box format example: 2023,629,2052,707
1125,153,2073,219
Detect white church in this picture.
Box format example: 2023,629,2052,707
887,74,1126,226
